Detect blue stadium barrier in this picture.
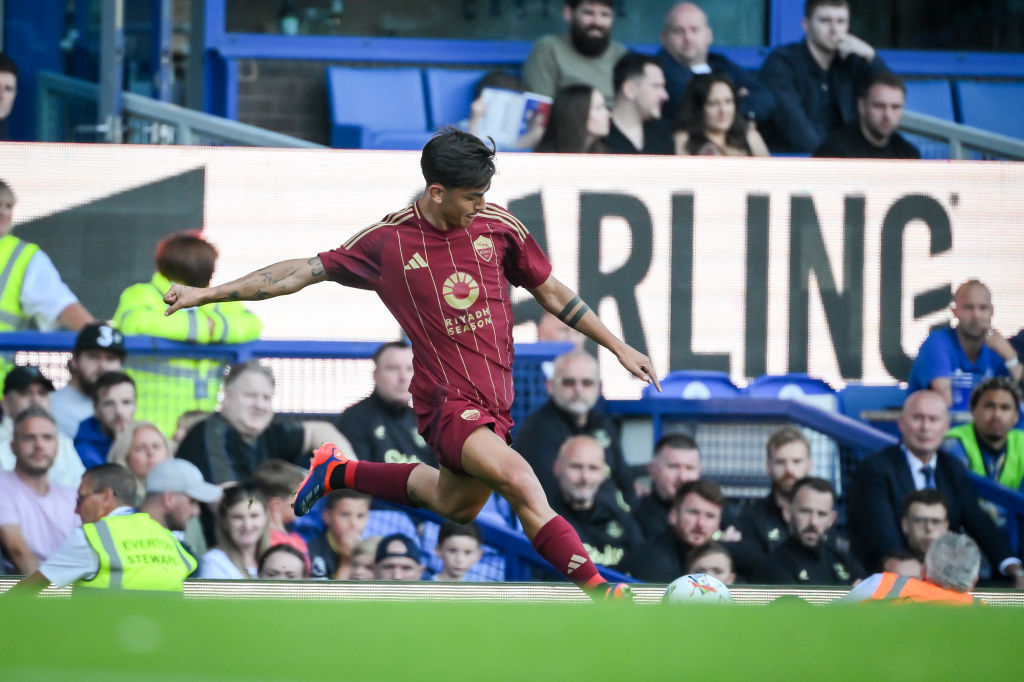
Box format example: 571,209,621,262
642,370,741,400
903,78,956,158
955,80,1024,141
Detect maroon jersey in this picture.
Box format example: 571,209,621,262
319,202,552,418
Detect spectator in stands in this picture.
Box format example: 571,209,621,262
258,544,308,580
602,52,673,155
686,540,736,586
374,533,424,581
106,420,171,502
814,72,920,159
534,85,610,154
432,521,485,582
10,463,197,595
732,426,813,574
350,536,380,580
848,389,1024,585
523,0,626,106
198,485,269,579
632,433,702,539
0,366,84,488
50,322,125,439
900,489,949,563
139,458,222,559
0,54,17,140
622,479,727,582
0,406,77,574
537,311,586,349
548,435,640,571
943,377,1024,489
336,341,437,468
176,361,355,485
759,0,886,153
844,532,981,604
752,477,863,586
171,410,209,455
308,490,370,579
0,180,93,351
252,459,309,559
515,349,635,509
907,280,1020,409
113,231,262,437
73,371,137,469
673,73,769,156
880,548,922,579
464,70,545,151
657,3,774,125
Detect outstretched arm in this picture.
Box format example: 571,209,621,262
164,256,326,316
529,275,661,391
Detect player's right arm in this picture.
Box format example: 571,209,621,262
164,256,326,316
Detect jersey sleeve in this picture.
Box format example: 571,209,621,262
504,229,552,290
318,227,385,291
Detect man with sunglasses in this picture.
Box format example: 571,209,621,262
515,349,636,510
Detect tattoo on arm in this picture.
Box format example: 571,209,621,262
556,296,582,324
307,256,325,278
555,295,590,329
566,303,590,328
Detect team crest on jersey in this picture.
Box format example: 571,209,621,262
442,272,480,310
472,235,494,262
460,409,481,421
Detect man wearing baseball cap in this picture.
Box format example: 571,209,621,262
50,322,125,439
374,533,424,581
141,459,222,530
0,365,84,487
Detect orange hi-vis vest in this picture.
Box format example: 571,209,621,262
869,572,980,605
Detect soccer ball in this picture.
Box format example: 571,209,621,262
661,573,733,604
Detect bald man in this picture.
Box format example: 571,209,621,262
908,280,1021,409
849,390,1024,587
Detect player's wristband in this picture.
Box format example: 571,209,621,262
1005,356,1020,370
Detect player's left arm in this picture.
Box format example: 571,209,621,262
528,275,661,391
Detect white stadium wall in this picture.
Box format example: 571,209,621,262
4,143,1023,399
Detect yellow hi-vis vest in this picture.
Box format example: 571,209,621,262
77,513,197,592
0,234,39,331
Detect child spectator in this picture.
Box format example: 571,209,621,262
251,459,310,563
171,410,210,455
349,536,380,580
198,485,269,579
673,73,769,156
308,490,370,579
686,540,737,586
432,521,484,582
258,544,309,580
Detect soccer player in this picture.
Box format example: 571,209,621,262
163,129,659,600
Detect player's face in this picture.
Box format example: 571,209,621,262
0,188,15,236
661,4,713,66
632,65,669,121
438,536,483,579
221,370,275,438
95,383,137,437
898,392,950,458
376,556,422,581
786,487,835,549
689,551,735,586
126,425,170,479
323,498,370,551
12,415,58,475
555,441,607,509
703,81,736,133
585,87,611,139
71,349,123,393
2,383,51,421
259,551,306,579
672,492,721,547
859,84,905,141
971,389,1020,441
439,185,488,229
225,498,268,551
0,72,16,121
803,4,849,54
901,502,949,557
952,284,993,340
549,355,600,417
768,440,811,496
373,346,414,407
649,446,701,501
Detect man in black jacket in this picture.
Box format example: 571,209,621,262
848,389,1024,586
631,433,701,539
814,71,920,159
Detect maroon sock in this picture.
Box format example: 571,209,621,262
329,461,418,507
531,516,606,590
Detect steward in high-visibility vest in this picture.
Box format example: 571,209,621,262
944,425,1024,491
76,512,197,592
112,232,262,437
0,233,39,332
860,571,980,605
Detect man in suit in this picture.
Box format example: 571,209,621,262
849,389,1024,587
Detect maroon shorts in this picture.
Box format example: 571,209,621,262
415,395,513,474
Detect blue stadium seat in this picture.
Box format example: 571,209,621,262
837,383,907,439
903,79,955,159
424,68,489,131
642,370,741,399
326,66,432,149
955,80,1024,140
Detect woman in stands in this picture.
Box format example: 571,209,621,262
198,485,270,579
107,420,171,502
673,74,769,157
535,85,610,154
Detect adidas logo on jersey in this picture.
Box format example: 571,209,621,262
404,253,428,270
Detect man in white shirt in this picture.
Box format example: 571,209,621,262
49,322,125,438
